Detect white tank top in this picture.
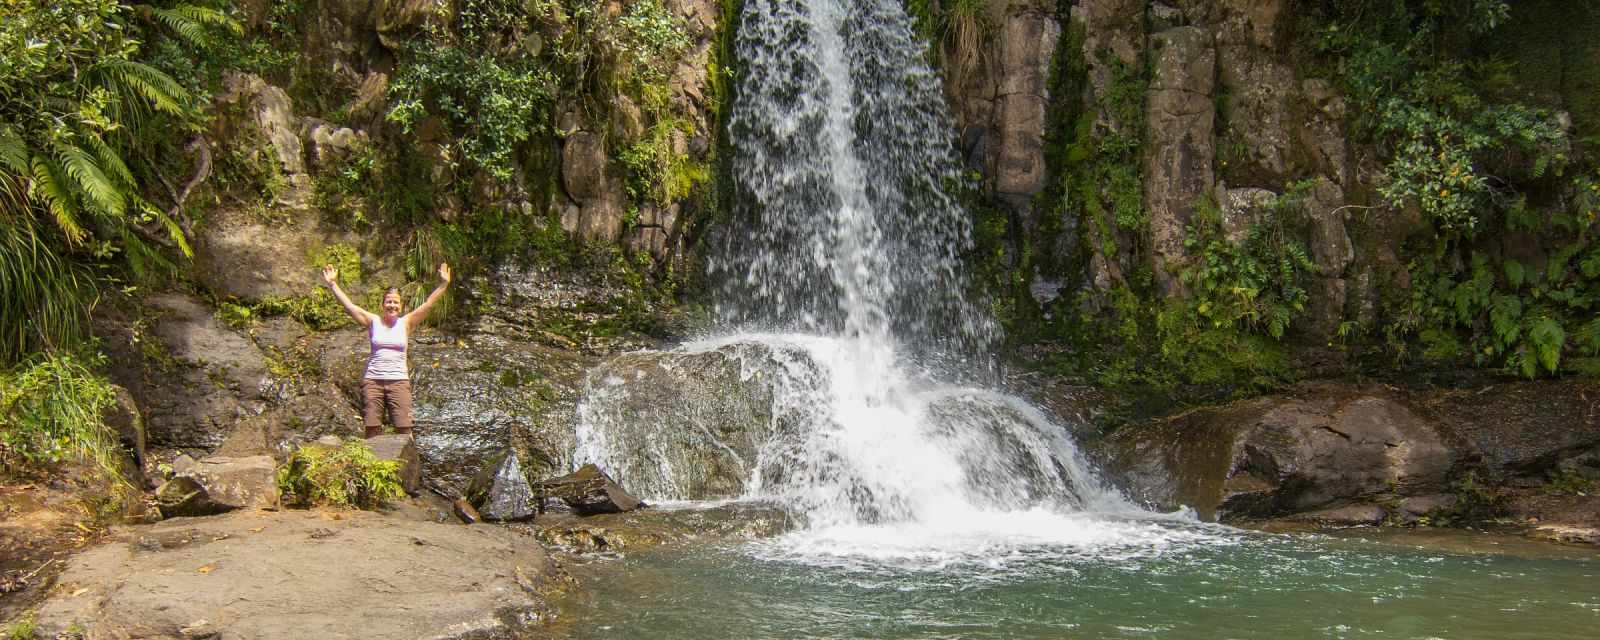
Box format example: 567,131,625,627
364,314,409,380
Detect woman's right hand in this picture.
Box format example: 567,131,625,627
321,264,338,286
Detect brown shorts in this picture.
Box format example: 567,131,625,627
361,378,414,429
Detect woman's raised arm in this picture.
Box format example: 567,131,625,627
321,265,373,328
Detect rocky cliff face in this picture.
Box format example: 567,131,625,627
947,0,1596,358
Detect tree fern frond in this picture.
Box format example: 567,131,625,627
0,125,30,175
89,61,191,118
29,157,87,244
144,4,243,47
84,134,137,190
53,141,126,218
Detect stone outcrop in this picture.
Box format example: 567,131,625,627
1095,380,1600,522
171,454,281,512
31,507,567,639
1143,25,1216,294
570,342,803,500
365,434,422,496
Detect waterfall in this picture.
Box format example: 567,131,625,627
709,0,995,364
573,0,1139,534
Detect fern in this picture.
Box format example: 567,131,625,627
143,4,243,48
29,158,86,244
54,140,125,218
0,126,28,175
89,60,190,119
84,135,137,190
1527,316,1566,375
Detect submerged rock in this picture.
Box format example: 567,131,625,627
465,449,537,522
535,464,644,516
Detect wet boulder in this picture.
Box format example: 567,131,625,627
535,464,644,516
465,449,537,522
574,341,820,500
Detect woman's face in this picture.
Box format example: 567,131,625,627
382,292,404,318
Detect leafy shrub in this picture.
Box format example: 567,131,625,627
0,353,122,479
276,440,404,509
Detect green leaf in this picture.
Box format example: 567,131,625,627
0,125,29,175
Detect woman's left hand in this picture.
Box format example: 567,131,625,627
438,262,452,283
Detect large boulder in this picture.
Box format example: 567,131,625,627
1099,386,1453,520
570,342,804,500
1096,380,1600,522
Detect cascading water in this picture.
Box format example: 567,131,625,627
574,0,1152,555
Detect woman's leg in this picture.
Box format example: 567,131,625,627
361,379,385,438
386,379,415,436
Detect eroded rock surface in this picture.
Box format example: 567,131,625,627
32,506,567,640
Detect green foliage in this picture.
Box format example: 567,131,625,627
1316,0,1565,233
1546,469,1595,496
0,353,123,480
1310,1,1597,378
388,37,556,181
620,118,710,205
3,613,36,640
1181,189,1316,341
276,440,404,509
0,0,234,363
1449,470,1509,524
1386,172,1600,377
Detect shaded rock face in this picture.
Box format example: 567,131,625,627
98,297,364,454
1096,381,1600,522
1099,387,1453,520
1143,25,1216,294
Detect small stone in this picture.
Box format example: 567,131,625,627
453,498,481,525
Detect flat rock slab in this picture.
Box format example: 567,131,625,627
33,505,566,639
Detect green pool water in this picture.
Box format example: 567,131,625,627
553,516,1598,640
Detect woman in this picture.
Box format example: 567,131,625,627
321,262,452,438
